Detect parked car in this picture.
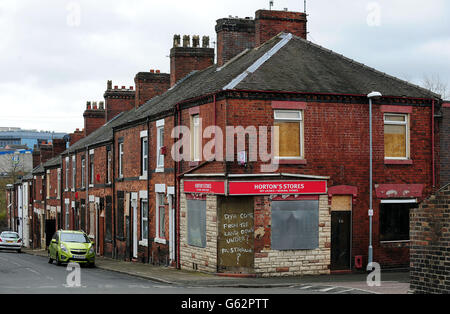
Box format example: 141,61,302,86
0,231,23,253
48,230,95,267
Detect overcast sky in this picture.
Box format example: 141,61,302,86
1,0,449,133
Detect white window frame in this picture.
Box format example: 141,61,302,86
140,130,148,179
140,199,148,243
107,149,112,184
384,113,410,160
81,155,86,188
118,142,124,178
89,151,94,187
191,115,201,162
155,184,166,244
57,168,61,199
65,157,69,191
273,110,304,160
156,120,165,171
71,155,76,192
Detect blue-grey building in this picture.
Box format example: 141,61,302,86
0,128,67,150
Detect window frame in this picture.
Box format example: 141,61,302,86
140,199,148,242
141,136,148,177
118,142,124,178
89,151,94,186
156,125,164,170
81,155,86,188
155,192,166,243
273,110,304,160
384,113,410,160
71,155,76,191
379,200,416,243
190,114,201,162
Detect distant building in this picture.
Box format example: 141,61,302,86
0,146,32,176
0,127,67,150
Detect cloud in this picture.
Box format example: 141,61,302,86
1,0,449,133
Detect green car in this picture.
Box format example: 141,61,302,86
48,230,95,267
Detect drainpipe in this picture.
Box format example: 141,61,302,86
432,99,435,188
176,103,181,269
147,116,151,264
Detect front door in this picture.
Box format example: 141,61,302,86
131,193,138,259
330,195,352,271
217,197,254,274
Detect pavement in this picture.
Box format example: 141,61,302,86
22,248,411,294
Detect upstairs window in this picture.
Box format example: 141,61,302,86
89,152,94,185
156,121,165,169
81,156,86,188
118,142,124,178
274,110,303,159
107,148,112,184
141,136,148,176
384,114,409,159
71,156,76,190
190,114,201,161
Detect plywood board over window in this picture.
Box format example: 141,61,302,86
331,195,352,212
275,122,300,157
384,114,409,159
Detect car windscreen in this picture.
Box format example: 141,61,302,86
1,232,19,239
60,233,90,243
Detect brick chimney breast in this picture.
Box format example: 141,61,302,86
215,17,255,67
255,9,307,46
170,35,215,87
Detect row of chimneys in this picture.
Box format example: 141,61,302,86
75,9,307,144
32,139,67,169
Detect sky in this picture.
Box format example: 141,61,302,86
0,0,449,133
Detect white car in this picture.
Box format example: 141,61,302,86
0,231,23,253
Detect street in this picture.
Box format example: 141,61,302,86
0,251,376,294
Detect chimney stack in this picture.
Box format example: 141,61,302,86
255,9,307,46
134,69,170,108
103,81,136,121
170,34,214,87
84,100,106,137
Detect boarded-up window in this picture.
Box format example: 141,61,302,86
272,200,319,250
274,110,302,158
384,114,408,158
187,199,206,248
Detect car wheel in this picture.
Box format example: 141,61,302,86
17,249,21,253
56,253,62,266
89,262,95,268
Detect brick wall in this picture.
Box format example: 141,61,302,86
104,85,135,122
410,184,450,294
83,102,106,137
135,71,170,107
180,186,218,273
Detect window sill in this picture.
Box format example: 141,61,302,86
384,159,413,165
276,159,307,165
139,174,148,180
155,168,164,173
154,237,166,245
139,240,148,247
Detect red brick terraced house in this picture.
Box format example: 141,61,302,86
5,9,446,277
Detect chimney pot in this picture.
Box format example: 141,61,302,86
86,101,91,110
129,86,134,90
150,69,155,73
173,34,181,47
107,80,112,90
183,35,190,47
192,35,200,48
99,101,104,110
114,86,118,89
202,36,210,48
156,70,160,73
122,86,126,89
93,101,98,110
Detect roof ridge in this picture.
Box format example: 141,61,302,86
223,33,293,90
290,34,440,98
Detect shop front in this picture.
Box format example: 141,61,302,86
179,174,331,277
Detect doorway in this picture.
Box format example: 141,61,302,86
331,196,352,271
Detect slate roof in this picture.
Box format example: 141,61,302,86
43,155,61,168
32,164,44,175
63,33,439,152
